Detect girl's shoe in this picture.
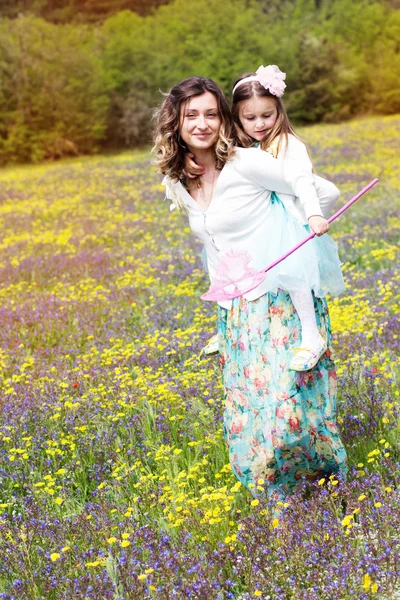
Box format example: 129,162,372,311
290,335,327,372
200,334,219,356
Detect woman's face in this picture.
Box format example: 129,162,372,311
238,95,278,142
179,92,221,152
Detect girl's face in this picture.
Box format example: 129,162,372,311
179,92,221,152
238,96,278,142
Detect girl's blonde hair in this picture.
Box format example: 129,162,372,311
232,73,299,156
152,76,235,186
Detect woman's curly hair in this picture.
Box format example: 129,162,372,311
152,76,235,186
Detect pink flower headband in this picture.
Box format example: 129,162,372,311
232,65,286,98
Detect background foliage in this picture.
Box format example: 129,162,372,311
0,0,399,163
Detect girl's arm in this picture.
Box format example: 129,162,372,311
236,147,323,220
313,175,340,218
184,153,204,179
283,136,340,218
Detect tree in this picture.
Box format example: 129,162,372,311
0,0,170,21
0,16,110,162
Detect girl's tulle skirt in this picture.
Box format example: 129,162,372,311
260,193,345,298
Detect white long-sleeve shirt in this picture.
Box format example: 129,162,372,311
163,146,337,308
265,134,339,223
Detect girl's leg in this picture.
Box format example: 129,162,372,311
289,289,327,371
290,289,321,348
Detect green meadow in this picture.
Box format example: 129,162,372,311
0,114,399,598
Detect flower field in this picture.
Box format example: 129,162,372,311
0,115,399,599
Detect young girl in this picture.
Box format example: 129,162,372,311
196,65,344,371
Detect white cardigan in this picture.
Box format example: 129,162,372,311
163,146,338,308
268,134,339,223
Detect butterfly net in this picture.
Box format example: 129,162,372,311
201,250,266,302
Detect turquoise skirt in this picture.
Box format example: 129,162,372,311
258,192,345,299
218,289,348,501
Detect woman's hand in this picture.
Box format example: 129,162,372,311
183,152,205,179
308,215,330,236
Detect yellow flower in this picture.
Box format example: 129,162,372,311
374,502,382,508
271,518,280,529
61,546,70,552
318,478,325,485
85,561,100,567
138,574,147,580
341,515,353,527
145,568,154,574
358,494,366,502
254,591,262,597
55,497,63,505
363,573,372,591
50,553,60,562
250,499,259,507
121,532,130,539
371,583,378,593
107,537,117,544
120,540,131,548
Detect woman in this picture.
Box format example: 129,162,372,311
153,76,347,504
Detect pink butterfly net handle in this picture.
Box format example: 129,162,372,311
201,178,379,302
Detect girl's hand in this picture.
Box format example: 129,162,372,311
183,153,205,179
308,215,330,236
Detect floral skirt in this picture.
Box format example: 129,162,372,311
218,289,348,501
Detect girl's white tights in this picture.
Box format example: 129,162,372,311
290,289,322,349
